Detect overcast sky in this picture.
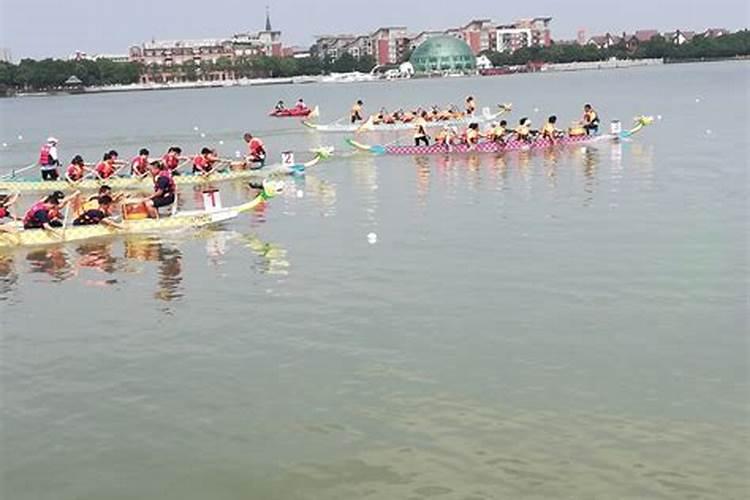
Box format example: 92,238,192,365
1,0,747,59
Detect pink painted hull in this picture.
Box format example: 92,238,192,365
383,134,611,155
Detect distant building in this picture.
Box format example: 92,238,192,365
496,27,532,52
371,27,409,65
475,54,493,70
311,17,554,62
0,48,12,63
664,30,696,45
702,28,730,38
409,36,476,74
576,29,587,45
587,33,622,49
626,30,660,51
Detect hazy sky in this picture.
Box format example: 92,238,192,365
1,0,747,59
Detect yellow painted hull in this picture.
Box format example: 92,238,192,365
0,193,270,248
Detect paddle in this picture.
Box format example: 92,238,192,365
1,163,36,180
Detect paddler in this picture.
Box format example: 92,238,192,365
76,185,125,217
465,123,481,147
486,121,508,143
294,98,306,110
38,137,61,181
162,147,185,174
434,125,454,146
65,155,88,182
350,100,364,124
94,150,120,179
22,190,76,232
514,117,533,143
131,148,151,177
582,104,600,135
243,133,266,167
275,100,286,111
143,162,176,218
414,111,430,146
465,96,477,115
540,115,562,143
72,195,123,228
192,147,219,175
0,193,19,234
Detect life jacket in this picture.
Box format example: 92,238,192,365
193,154,213,172
163,153,180,170
154,169,176,194
249,138,264,156
541,123,556,136
0,206,8,219
466,128,480,144
23,201,47,227
67,163,84,181
39,144,54,166
131,156,149,176
584,110,600,125
414,119,427,138
96,161,115,179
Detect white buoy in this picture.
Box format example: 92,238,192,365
657,114,663,121
200,132,206,138
695,97,701,103
296,189,304,198
17,135,23,140
219,140,224,145
1,143,7,148
705,129,712,135
193,126,199,131
367,232,377,244
533,107,539,113
234,150,241,158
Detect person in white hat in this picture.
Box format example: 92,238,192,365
38,137,60,181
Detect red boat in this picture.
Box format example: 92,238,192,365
269,106,315,118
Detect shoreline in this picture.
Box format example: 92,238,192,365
4,57,747,98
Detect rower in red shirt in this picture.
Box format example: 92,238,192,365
192,147,219,175
95,150,119,179
162,146,184,173
131,148,151,177
65,155,88,182
243,132,266,167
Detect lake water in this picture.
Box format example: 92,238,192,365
1,61,748,500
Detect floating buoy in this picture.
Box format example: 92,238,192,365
656,114,663,121
234,150,241,158
193,126,199,131
1,143,7,148
200,132,206,138
219,140,224,145
367,232,377,244
17,135,23,140
296,189,304,198
533,107,539,113
695,97,701,103
705,129,712,135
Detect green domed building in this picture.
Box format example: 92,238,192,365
409,36,477,73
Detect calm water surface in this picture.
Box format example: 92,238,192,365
1,62,748,499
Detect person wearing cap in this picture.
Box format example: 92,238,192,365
22,190,76,232
38,137,60,181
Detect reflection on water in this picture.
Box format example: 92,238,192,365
0,229,289,303
25,247,73,282
124,237,183,302
0,253,17,300
410,143,612,202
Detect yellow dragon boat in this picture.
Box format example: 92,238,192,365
0,148,332,193
0,182,283,248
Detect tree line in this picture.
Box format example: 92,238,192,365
483,30,749,67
